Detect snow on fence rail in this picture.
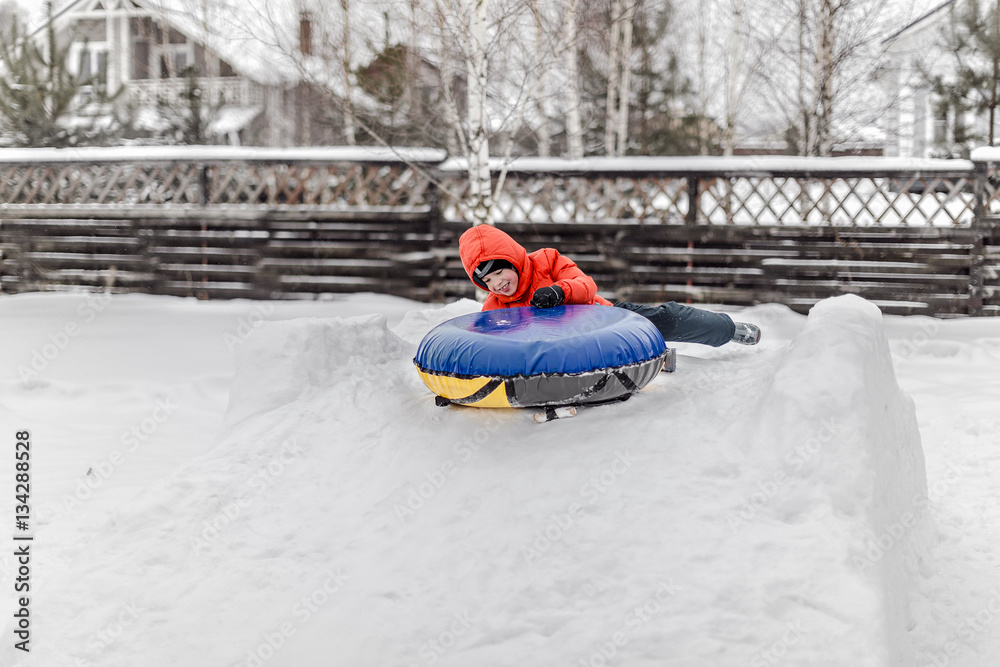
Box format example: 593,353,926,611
2,148,1000,315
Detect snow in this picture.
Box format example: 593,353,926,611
969,146,1000,163
206,107,263,138
0,145,447,164
2,291,1000,666
440,155,977,174
3,147,971,172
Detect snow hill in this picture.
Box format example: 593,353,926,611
1,292,1000,666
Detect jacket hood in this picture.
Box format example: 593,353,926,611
459,225,531,297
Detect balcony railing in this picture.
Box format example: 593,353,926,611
125,77,265,109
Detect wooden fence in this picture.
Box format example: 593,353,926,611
2,147,1000,316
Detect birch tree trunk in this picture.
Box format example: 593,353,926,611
695,2,713,155
615,0,635,156
808,0,835,156
992,0,1000,146
339,0,357,145
564,0,584,159
532,0,551,157
798,0,810,155
407,0,420,130
722,0,743,156
467,0,493,224
605,0,622,156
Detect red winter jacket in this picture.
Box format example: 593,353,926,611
458,224,614,311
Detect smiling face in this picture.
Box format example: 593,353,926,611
481,267,519,297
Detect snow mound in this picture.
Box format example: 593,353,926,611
390,298,481,345
16,296,933,667
735,294,931,666
222,313,414,426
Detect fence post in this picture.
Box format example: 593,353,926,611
427,178,442,238
686,176,699,225
198,163,210,206
973,160,987,220
968,160,989,316
968,233,985,316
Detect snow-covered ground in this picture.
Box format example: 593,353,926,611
1,291,999,667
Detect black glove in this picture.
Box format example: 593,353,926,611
530,285,565,309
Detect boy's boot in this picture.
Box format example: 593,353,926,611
731,322,761,345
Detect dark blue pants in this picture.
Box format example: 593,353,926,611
614,301,735,347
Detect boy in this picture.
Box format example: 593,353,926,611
459,224,760,346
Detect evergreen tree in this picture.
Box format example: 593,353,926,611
155,66,209,144
355,44,439,146
926,0,1000,157
0,6,126,147
630,0,717,155
578,0,714,156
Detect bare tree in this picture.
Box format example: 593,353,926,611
683,0,791,155
431,2,469,157
564,0,584,158
531,0,553,156
770,0,907,156
604,0,622,155
693,1,716,154
809,0,836,154
337,0,357,145
614,0,635,155
602,0,636,156
466,0,492,224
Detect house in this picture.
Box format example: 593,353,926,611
879,0,991,158
29,0,354,146
25,0,462,149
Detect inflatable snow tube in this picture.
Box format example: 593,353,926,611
414,305,673,408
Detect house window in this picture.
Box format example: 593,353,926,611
932,117,947,147
159,43,194,78
75,42,109,83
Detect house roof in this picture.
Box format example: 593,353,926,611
882,0,958,45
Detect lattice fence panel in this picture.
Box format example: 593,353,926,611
443,174,690,223
439,170,977,226
205,163,429,207
0,163,204,205
695,174,976,226
982,165,1000,214
0,162,434,209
